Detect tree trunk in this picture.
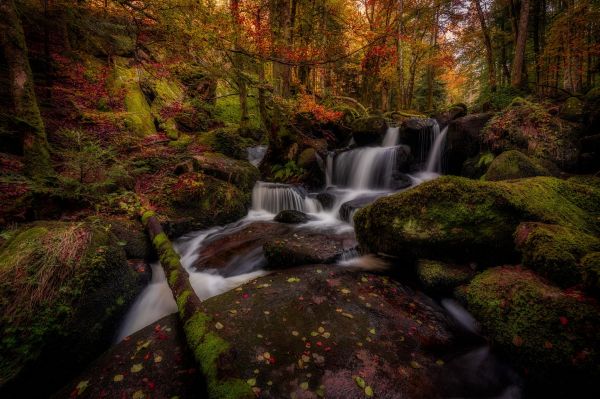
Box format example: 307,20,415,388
0,0,53,178
397,0,405,108
511,0,530,88
474,0,496,92
230,0,248,129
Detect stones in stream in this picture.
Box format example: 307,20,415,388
274,210,312,224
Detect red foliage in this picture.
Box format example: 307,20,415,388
297,94,342,123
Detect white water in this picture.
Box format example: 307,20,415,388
251,181,321,214
382,126,400,147
331,146,403,189
247,145,267,167
425,125,448,173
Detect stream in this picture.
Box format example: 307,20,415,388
116,121,521,397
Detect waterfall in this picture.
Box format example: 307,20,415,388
325,152,333,187
418,120,440,162
382,127,400,147
425,125,448,173
251,181,321,214
331,146,401,189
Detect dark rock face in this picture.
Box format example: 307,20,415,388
52,314,204,399
0,221,148,398
351,116,388,146
274,210,312,224
338,194,385,224
316,192,335,210
458,266,600,396
194,221,292,274
578,134,600,173
263,231,356,267
445,113,494,175
434,104,468,127
196,265,505,398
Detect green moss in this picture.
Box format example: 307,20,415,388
141,210,156,225
560,97,584,121
483,150,551,181
416,259,475,292
459,266,600,388
176,290,193,317
215,83,261,130
515,223,600,287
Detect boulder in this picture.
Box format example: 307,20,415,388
578,134,600,173
582,252,600,296
483,98,579,170
52,314,202,399
350,116,388,146
193,152,259,191
274,210,312,224
417,259,476,293
460,152,494,179
399,118,438,162
354,176,600,264
445,113,494,175
316,192,335,210
514,222,600,288
0,221,148,397
559,97,584,122
211,126,256,160
263,231,356,267
106,218,152,260
482,150,552,181
338,193,385,224
194,221,291,274
193,265,509,398
584,87,600,134
458,266,600,395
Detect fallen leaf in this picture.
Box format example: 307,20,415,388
410,361,421,369
113,374,124,382
512,335,524,347
353,376,366,388
131,363,143,373
132,390,145,399
369,328,376,335
154,355,162,363
76,380,89,395
215,322,224,330
247,378,256,386
300,382,309,390
365,386,374,397
292,330,299,336
287,277,301,283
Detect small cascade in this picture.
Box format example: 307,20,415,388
382,127,400,147
418,120,440,162
425,125,448,173
252,181,321,214
247,145,267,167
331,146,401,189
325,152,334,187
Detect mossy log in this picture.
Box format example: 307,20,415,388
140,210,253,399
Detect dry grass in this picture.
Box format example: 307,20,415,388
0,223,92,324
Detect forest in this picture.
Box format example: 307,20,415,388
1,0,599,398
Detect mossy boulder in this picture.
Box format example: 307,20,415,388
354,176,600,264
482,98,579,169
351,116,388,146
111,58,156,136
106,218,152,260
482,150,552,181
460,151,494,179
191,152,259,191
559,97,584,122
193,265,504,398
434,103,467,127
206,126,256,160
515,222,600,288
161,172,250,237
263,231,356,268
417,259,476,293
458,266,600,395
147,78,185,139
0,221,147,397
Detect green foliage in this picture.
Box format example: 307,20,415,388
413,74,448,112
215,84,261,130
271,161,305,182
476,86,525,111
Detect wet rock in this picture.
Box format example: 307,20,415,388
354,176,600,264
445,113,494,175
264,231,356,267
460,152,494,179
52,314,203,399
417,259,476,293
0,221,147,397
193,152,259,191
274,210,312,224
482,150,552,181
194,221,292,273
107,218,152,259
351,116,388,146
514,222,600,288
316,192,335,210
457,266,600,396
338,194,385,224
399,118,438,162
434,103,468,127
196,265,473,398
559,96,584,122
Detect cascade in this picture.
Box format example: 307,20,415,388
382,126,400,147
425,125,448,173
247,145,267,167
418,120,440,162
331,146,403,189
251,181,321,214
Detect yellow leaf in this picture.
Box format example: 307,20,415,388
131,363,143,373
113,374,124,382
300,382,309,390
246,378,256,386
76,380,89,395
154,355,162,363
369,328,376,335
365,386,374,397
215,322,224,330
133,390,145,399
353,376,366,388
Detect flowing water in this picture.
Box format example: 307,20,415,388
116,120,520,397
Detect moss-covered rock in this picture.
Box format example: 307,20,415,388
0,220,147,396
147,78,185,139
446,113,494,174
354,176,600,263
416,259,476,293
351,116,387,146
482,150,552,181
514,222,600,288
210,126,256,159
106,218,152,259
458,266,600,395
192,152,259,191
460,151,494,179
111,58,156,136
483,98,579,169
560,97,584,122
